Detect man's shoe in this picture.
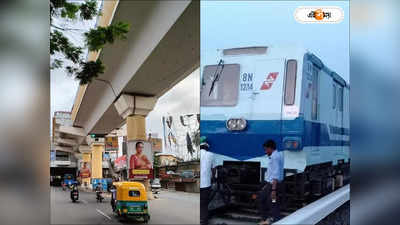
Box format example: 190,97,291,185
258,218,272,225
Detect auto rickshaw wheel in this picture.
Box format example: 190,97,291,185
144,214,150,223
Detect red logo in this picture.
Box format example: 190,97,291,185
260,72,279,90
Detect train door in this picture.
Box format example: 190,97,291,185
310,64,321,163
253,58,286,147
335,82,344,155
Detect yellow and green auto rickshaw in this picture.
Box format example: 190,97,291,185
110,182,150,223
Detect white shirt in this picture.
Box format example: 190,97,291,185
265,150,284,183
200,149,214,188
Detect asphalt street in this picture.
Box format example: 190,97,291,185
51,186,199,224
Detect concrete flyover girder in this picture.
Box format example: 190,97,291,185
72,0,200,137
114,94,158,119
55,125,86,137
85,136,105,147
74,153,82,160
55,137,77,147
78,145,91,154
53,145,74,153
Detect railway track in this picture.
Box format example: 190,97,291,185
210,185,350,225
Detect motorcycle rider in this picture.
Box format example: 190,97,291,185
95,183,104,202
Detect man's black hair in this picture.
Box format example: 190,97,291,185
136,141,143,148
263,140,276,150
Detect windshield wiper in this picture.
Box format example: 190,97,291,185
208,59,225,96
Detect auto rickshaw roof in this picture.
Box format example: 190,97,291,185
113,181,146,190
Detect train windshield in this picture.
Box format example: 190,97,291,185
201,63,240,106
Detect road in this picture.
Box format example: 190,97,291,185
51,187,199,224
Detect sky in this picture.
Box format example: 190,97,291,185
200,1,349,82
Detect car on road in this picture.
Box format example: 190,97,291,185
151,178,161,194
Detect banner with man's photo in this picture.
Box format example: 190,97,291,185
127,141,154,179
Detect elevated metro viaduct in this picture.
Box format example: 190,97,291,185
53,0,199,194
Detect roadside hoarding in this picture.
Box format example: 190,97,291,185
127,141,154,179
105,136,119,152
114,155,127,171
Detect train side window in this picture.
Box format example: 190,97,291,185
284,59,297,105
332,84,336,109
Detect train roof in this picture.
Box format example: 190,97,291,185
220,45,349,89
305,52,349,89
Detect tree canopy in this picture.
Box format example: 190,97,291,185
50,0,130,85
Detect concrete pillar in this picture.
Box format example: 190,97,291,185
91,144,104,179
125,117,153,200
114,94,158,200
126,115,146,141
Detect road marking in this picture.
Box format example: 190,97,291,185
81,200,88,204
96,209,112,220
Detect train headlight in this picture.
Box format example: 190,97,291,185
226,118,247,131
283,137,302,150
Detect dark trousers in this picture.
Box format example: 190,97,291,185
258,182,281,220
200,187,211,225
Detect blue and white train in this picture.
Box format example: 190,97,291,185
200,45,350,208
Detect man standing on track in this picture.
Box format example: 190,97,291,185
258,140,284,225
200,137,214,225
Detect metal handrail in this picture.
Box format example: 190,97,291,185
273,184,350,225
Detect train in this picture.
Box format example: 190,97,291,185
200,45,350,211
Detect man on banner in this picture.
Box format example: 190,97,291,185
78,162,91,189
130,142,152,170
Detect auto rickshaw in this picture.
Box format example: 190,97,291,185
110,182,150,223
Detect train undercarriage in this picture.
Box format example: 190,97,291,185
208,160,350,221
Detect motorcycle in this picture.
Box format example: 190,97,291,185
96,190,104,203
70,185,79,202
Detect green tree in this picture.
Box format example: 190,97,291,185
50,0,130,85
